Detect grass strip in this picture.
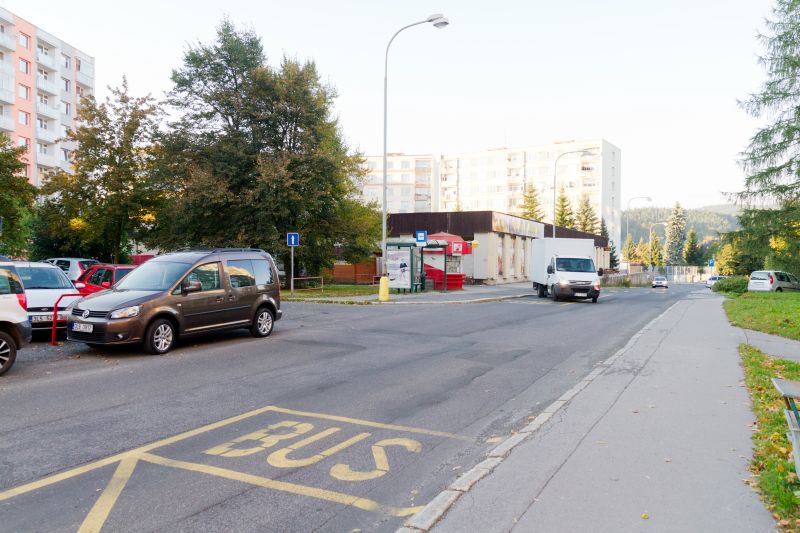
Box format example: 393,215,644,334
725,292,800,341
282,284,378,300
740,344,800,530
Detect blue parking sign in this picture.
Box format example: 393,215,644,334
708,259,714,267
415,230,427,245
287,232,300,247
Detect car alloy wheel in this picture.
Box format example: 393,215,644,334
154,324,173,352
0,332,17,376
251,307,275,338
145,318,175,355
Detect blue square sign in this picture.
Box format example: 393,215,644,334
287,232,300,247
415,230,427,245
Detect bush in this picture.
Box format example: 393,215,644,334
621,277,631,288
712,275,748,295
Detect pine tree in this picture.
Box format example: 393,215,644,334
650,231,664,268
609,241,619,269
519,183,545,221
682,227,702,265
664,202,687,265
554,186,575,229
575,195,599,233
622,234,636,262
635,237,648,264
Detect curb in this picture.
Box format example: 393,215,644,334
287,294,535,306
398,300,681,532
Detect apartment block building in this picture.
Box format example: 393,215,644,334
0,7,95,186
360,154,437,213
439,139,622,246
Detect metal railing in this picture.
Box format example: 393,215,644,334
51,293,82,345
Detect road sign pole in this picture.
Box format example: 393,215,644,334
290,246,294,295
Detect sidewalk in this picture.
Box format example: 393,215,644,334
410,291,776,532
741,328,800,363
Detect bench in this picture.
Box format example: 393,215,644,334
772,378,800,474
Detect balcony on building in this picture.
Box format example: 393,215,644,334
37,152,58,168
76,70,92,88
37,51,58,71
0,86,13,104
0,114,12,131
36,127,59,144
36,101,60,120
0,59,12,77
36,76,58,95
0,32,15,51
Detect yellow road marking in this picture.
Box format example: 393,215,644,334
267,430,372,468
139,452,423,517
77,457,138,533
204,421,314,458
330,438,422,482
266,406,470,441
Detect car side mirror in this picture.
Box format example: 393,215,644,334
182,280,202,294
75,282,86,289
598,268,604,276
546,265,554,274
101,281,111,288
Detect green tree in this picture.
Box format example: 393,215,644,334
634,237,649,264
664,202,687,265
609,241,619,269
622,233,636,262
575,195,599,233
35,79,163,262
649,231,664,268
0,135,35,256
716,243,738,276
554,186,575,229
519,183,545,221
682,228,703,265
150,20,379,274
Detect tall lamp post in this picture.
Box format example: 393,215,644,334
380,14,450,302
625,196,652,247
551,149,595,238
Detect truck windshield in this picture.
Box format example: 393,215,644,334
556,258,596,273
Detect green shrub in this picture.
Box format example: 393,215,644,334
621,277,631,288
712,275,748,295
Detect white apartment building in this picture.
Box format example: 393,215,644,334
0,7,95,186
439,139,622,246
360,154,437,213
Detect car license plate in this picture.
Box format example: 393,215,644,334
72,323,93,333
575,292,587,297
31,315,50,323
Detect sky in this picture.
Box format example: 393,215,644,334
9,0,775,209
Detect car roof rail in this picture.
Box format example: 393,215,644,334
173,247,266,254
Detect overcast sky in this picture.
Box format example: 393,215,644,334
11,0,775,208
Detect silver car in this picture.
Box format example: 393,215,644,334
747,270,800,292
652,276,668,288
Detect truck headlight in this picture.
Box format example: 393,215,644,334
559,279,570,287
110,305,141,319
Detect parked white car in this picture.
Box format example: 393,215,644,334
14,262,81,332
0,256,31,375
45,257,99,282
747,270,800,292
706,275,727,288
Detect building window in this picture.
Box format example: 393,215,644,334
386,161,394,170
17,136,29,149
19,33,30,48
61,101,71,116
401,161,411,169
19,59,29,74
37,118,48,130
18,111,29,125
76,86,84,97
38,93,48,105
37,142,48,155
61,148,69,161
62,54,71,69
18,84,30,100
37,44,49,56
62,78,70,92
415,159,431,168
76,58,82,71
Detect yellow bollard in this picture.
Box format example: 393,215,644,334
378,276,390,302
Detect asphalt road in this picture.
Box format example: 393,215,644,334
0,284,698,532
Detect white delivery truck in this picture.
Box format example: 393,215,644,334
530,238,603,303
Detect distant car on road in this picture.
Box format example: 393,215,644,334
706,275,726,288
15,262,81,332
75,264,137,296
747,270,800,292
45,257,99,282
0,256,31,376
652,276,669,288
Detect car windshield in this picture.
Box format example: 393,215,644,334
16,266,73,289
750,271,768,280
655,277,666,281
79,260,98,270
556,258,596,273
115,261,188,291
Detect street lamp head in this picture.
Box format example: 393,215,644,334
427,14,450,28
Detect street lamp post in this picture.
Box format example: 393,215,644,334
380,14,449,302
625,196,652,247
551,149,595,238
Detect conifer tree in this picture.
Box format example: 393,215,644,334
664,202,687,265
682,228,702,265
575,195,599,233
622,234,636,262
519,183,545,221
635,237,649,264
554,186,575,229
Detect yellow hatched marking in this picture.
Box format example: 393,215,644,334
77,457,138,533
139,452,423,517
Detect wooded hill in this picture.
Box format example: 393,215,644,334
622,205,739,244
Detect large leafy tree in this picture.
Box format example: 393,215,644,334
519,183,545,221
150,20,378,275
34,79,163,262
0,135,35,256
554,186,575,229
664,202,687,265
575,195,599,233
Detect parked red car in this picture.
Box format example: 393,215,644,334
75,264,137,296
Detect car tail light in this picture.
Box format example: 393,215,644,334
16,293,27,310
770,274,774,285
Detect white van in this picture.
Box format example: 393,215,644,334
530,239,602,303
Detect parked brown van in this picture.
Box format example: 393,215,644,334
66,249,282,354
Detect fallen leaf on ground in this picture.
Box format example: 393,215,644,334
641,513,650,520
